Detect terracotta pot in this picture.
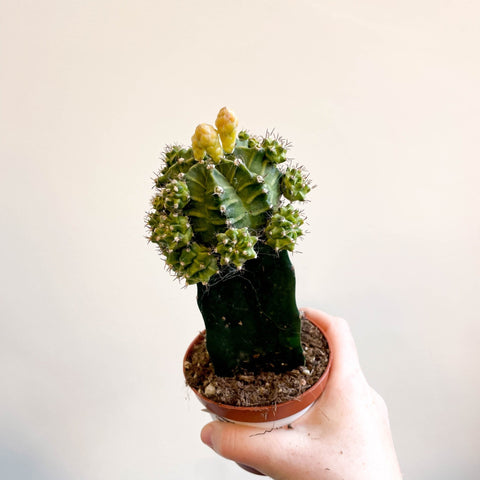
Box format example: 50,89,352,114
184,311,332,424
184,312,332,475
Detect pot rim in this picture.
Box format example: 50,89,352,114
183,311,332,423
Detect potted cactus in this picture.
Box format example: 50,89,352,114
146,107,331,427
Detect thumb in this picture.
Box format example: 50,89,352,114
201,421,295,477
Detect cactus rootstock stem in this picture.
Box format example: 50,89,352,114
197,244,304,376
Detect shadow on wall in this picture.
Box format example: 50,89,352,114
0,441,69,480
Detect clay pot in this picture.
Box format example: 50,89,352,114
183,312,332,474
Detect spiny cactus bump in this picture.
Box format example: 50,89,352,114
215,227,257,268
281,166,311,201
265,204,305,252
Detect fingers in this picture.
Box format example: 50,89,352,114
201,421,299,477
201,422,269,473
300,307,365,389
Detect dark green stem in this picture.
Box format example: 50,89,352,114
197,244,305,376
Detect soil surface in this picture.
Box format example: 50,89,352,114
184,316,330,407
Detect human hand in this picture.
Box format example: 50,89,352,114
200,308,403,479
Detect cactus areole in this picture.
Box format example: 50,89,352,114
147,107,312,376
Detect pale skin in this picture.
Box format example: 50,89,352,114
201,307,403,479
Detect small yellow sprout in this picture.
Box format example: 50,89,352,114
191,123,223,163
215,107,239,154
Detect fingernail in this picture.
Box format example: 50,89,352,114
201,424,214,449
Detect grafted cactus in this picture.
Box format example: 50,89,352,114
147,107,312,376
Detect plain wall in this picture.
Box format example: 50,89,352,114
1,1,479,478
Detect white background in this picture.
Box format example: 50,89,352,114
1,1,479,478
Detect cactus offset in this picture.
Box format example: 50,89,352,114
147,107,312,376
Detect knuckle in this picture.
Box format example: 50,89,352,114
370,388,389,416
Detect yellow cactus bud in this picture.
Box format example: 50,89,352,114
191,123,223,163
215,107,239,154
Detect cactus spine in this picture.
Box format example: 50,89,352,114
147,107,311,376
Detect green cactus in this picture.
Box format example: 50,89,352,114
147,107,312,376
